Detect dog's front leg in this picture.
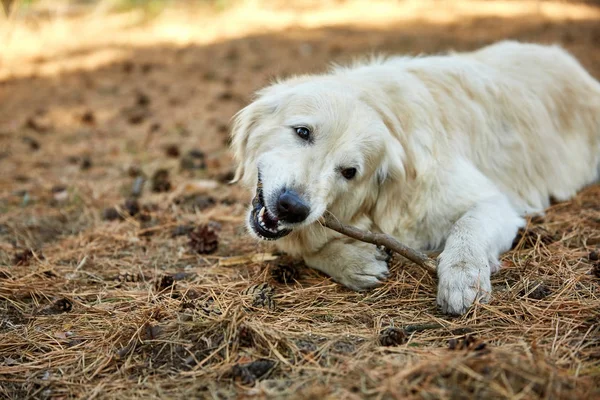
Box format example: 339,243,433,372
303,239,391,291
437,195,524,315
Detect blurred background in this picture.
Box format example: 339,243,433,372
2,0,600,80
1,0,600,235
1,0,600,218
2,0,599,155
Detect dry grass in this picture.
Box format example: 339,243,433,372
1,1,600,399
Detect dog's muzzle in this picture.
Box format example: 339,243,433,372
249,175,293,240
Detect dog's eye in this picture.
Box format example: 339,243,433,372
295,126,311,141
341,168,357,180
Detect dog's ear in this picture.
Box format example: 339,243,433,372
229,99,276,185
376,167,388,186
375,158,396,188
359,92,416,184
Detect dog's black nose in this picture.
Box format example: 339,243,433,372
277,189,310,223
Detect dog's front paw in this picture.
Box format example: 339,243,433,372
436,252,492,315
304,243,390,292
334,246,391,291
337,260,389,291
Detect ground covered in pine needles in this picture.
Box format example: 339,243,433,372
1,1,599,398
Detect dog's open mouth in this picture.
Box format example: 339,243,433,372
250,175,292,240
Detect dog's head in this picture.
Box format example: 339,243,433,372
230,76,407,241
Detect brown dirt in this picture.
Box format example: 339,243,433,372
1,1,600,399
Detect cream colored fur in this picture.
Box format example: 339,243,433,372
231,41,600,315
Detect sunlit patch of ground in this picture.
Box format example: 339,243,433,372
2,0,600,78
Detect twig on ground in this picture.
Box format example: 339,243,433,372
403,323,444,333
321,213,437,275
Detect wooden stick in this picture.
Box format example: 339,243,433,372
321,213,437,275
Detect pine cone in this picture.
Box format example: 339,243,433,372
155,274,175,292
53,298,73,313
448,334,487,352
270,263,299,284
114,271,144,283
188,224,219,254
242,283,276,310
592,262,600,279
14,249,36,266
520,280,550,300
230,359,276,385
379,327,406,346
238,325,254,347
151,169,171,192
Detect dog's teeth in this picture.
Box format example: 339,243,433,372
255,205,288,237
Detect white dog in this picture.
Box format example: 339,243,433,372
230,41,600,315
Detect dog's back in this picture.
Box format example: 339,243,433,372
356,42,600,214
468,41,600,210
